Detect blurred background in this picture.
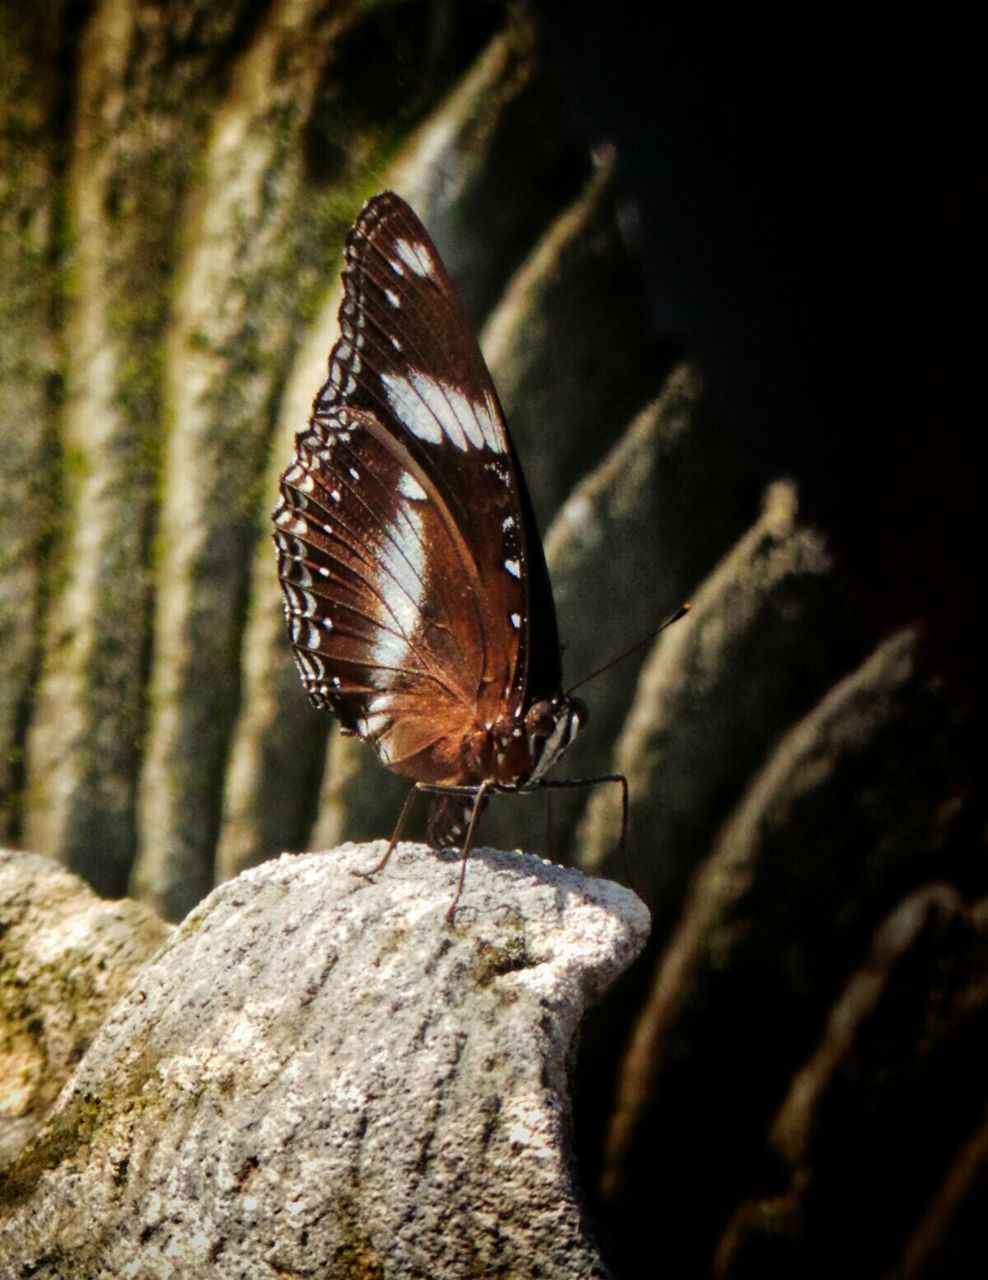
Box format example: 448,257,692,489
1,1,982,1276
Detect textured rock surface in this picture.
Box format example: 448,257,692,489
0,851,169,1170
0,844,648,1279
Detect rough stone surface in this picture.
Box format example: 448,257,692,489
0,851,170,1171
0,843,648,1279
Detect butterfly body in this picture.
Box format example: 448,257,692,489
273,192,591,892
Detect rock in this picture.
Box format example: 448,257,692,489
0,9,61,842
575,478,864,930
598,628,972,1276
888,1107,988,1280
715,884,988,1279
0,851,169,1171
0,843,647,1279
20,3,256,896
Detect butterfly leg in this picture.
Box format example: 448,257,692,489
537,773,635,894
446,781,492,925
356,782,422,879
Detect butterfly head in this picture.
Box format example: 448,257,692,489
523,693,587,786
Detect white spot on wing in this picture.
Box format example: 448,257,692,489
510,612,521,629
381,369,502,454
444,384,485,449
394,238,434,278
475,393,504,451
380,372,442,444
384,287,400,307
408,372,468,450
504,559,521,578
361,712,390,737
367,498,429,671
399,472,427,501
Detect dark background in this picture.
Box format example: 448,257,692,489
540,2,980,713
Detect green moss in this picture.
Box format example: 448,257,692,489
469,931,533,987
59,444,92,486
0,1091,104,1209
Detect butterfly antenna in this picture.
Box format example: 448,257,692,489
566,602,691,696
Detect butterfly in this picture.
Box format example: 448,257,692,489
273,191,628,920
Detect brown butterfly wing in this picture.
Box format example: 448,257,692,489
276,403,483,785
273,191,565,794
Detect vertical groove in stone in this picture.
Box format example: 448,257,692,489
573,479,864,909
131,0,355,918
715,885,988,1277
20,0,261,894
213,277,342,880
601,628,972,1270
0,7,64,840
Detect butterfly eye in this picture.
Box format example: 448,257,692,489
525,701,558,739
